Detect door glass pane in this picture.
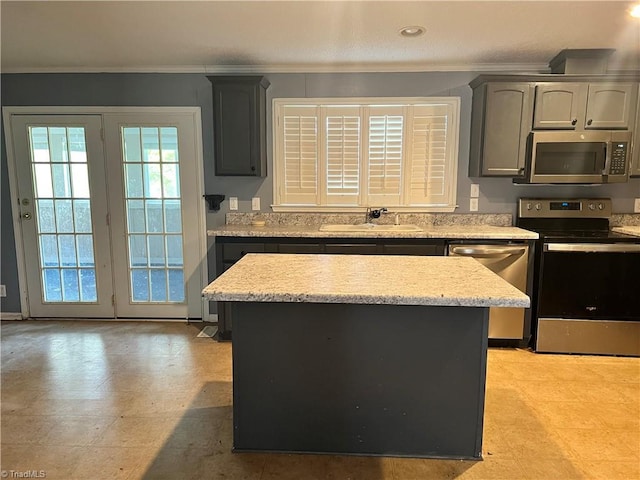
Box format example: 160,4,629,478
28,126,98,303
122,126,185,303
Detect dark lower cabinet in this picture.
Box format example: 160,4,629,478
277,243,324,254
383,244,443,256
324,243,379,254
213,237,446,341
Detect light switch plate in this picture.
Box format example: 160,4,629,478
469,198,479,212
229,197,238,211
470,183,480,198
0,285,6,297
634,198,640,213
251,197,261,211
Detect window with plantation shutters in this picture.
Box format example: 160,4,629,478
273,98,460,212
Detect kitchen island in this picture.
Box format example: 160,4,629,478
202,254,530,459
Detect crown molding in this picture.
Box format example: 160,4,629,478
1,62,553,75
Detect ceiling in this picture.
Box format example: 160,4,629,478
2,1,640,74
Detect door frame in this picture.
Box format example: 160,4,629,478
2,106,209,320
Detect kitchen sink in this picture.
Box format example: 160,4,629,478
318,224,423,232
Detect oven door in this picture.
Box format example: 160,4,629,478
535,242,640,355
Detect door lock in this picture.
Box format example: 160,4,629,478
21,212,32,220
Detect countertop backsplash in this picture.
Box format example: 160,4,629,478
225,212,513,227
611,214,640,226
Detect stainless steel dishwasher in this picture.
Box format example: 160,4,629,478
448,243,529,340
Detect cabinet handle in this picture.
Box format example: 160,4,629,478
251,166,256,172
587,119,593,126
571,118,577,126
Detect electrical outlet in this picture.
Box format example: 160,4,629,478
635,198,640,213
469,198,479,212
251,197,261,211
229,197,238,211
470,183,480,198
0,285,6,297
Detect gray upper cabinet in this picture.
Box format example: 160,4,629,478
469,82,534,177
585,83,637,130
533,83,585,129
208,76,270,176
533,82,637,130
632,91,640,177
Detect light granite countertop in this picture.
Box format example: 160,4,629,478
208,224,538,240
202,253,530,308
612,226,640,237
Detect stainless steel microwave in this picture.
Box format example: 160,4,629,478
515,131,632,184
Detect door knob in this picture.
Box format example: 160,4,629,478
22,212,32,219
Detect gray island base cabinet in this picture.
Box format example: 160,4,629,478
203,254,530,459
232,302,489,459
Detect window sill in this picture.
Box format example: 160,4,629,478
271,205,458,213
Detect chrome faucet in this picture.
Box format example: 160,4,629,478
366,207,388,223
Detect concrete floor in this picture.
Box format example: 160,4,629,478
1,320,638,480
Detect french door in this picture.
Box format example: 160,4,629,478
7,110,205,319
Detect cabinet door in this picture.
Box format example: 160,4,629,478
382,244,443,256
223,242,266,262
585,83,637,130
533,83,586,129
631,91,640,177
209,76,269,176
324,244,380,254
480,83,534,176
278,243,324,254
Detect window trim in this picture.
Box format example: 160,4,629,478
271,97,460,213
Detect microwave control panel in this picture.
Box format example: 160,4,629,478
609,142,628,175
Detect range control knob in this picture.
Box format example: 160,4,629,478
535,203,542,211
598,203,605,210
526,202,532,211
588,203,596,211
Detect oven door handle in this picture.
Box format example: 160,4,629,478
449,246,526,257
545,243,640,253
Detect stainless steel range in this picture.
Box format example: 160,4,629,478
516,198,640,356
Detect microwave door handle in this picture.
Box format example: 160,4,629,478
602,143,611,176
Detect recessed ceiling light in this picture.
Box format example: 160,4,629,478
399,26,425,37
631,3,640,17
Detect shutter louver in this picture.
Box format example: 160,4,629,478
367,109,404,205
410,115,448,204
280,107,319,205
325,110,360,205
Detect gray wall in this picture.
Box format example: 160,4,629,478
2,72,639,313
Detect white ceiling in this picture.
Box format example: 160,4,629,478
2,0,639,74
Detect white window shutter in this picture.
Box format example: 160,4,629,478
272,98,459,212
366,106,404,206
324,106,361,206
278,106,319,205
407,104,456,207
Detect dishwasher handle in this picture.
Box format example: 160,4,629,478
449,245,527,258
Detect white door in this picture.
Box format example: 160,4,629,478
103,113,203,319
10,115,115,317
8,110,205,319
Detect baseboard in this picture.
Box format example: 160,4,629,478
0,314,219,322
